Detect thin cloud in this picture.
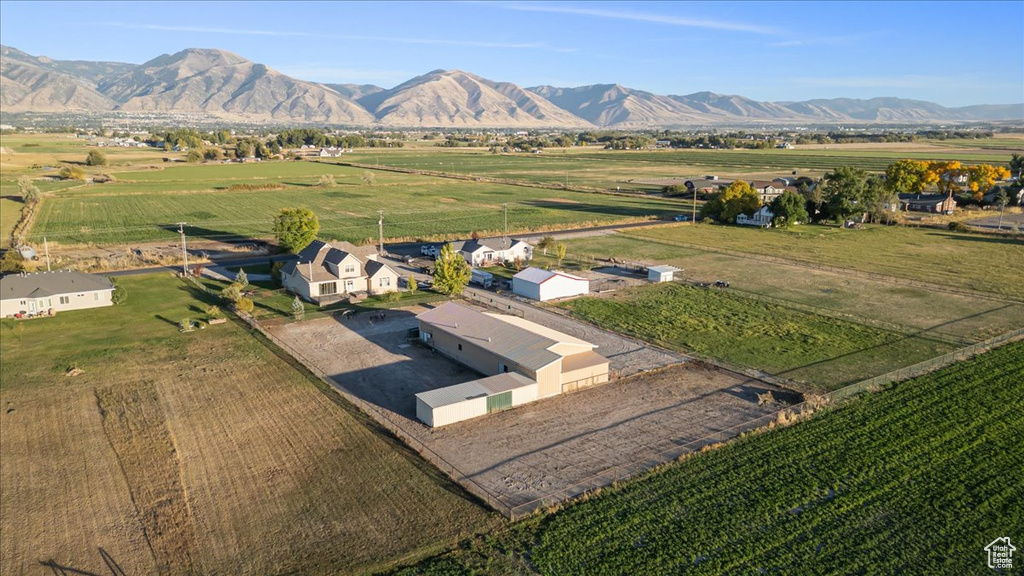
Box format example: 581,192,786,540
768,31,889,48
791,75,948,89
495,3,780,34
97,22,563,50
276,65,411,84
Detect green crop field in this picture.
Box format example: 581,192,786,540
0,274,494,574
389,340,1024,575
28,161,683,245
610,223,1024,299
563,283,954,389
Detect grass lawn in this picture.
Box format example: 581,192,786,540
0,273,495,575
564,283,954,389
614,223,1024,299
388,340,1024,575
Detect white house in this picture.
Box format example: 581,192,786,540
280,240,399,304
512,267,589,301
452,238,532,267
1,270,115,317
736,206,774,227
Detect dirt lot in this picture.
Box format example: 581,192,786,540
268,302,793,514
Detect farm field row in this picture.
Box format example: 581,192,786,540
557,232,1024,342
563,283,954,390
0,274,495,575
607,223,1024,299
29,171,683,245
390,340,1024,575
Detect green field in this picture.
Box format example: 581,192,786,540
28,161,684,245
390,340,1024,575
608,223,1024,299
0,274,494,574
564,283,954,389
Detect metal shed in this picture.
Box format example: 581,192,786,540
648,265,681,283
512,267,590,301
415,372,538,427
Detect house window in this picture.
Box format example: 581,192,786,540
458,344,463,351
320,282,338,296
379,276,390,287
94,293,100,301
344,264,356,273
59,296,70,305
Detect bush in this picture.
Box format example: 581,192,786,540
186,149,204,163
235,297,254,313
85,149,108,166
206,304,223,318
110,283,128,304
221,282,243,303
59,165,86,180
379,290,402,303
948,221,970,232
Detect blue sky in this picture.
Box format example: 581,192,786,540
2,1,1021,107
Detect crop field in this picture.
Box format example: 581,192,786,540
610,223,1024,299
345,145,1011,190
0,274,495,575
390,340,1024,575
29,163,682,245
558,232,1024,342
564,283,954,389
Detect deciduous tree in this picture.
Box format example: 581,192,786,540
85,149,107,166
432,243,470,295
822,166,868,222
273,208,320,253
719,180,760,223
770,190,809,228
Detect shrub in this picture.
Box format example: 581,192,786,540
59,165,86,180
221,282,243,303
379,290,402,303
948,221,970,232
206,305,223,318
235,297,254,313
85,149,108,166
110,282,128,305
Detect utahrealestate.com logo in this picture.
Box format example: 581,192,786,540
986,537,1015,570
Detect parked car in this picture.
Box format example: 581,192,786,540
420,244,440,258
674,214,691,222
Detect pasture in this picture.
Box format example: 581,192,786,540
390,340,1024,575
0,274,495,575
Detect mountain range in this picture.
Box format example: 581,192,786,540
3,46,1021,128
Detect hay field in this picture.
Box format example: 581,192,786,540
0,274,494,575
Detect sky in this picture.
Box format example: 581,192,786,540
1,1,1022,107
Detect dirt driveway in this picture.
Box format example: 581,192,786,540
267,302,795,515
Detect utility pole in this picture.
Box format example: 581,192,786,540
502,203,509,248
377,210,384,256
692,187,698,224
44,237,51,271
177,222,189,276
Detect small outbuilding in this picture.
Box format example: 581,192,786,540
648,265,681,283
415,372,537,427
512,267,589,301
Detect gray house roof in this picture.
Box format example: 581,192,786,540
281,240,380,283
0,270,114,300
459,238,526,254
418,301,595,372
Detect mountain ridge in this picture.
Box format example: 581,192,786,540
2,45,1020,127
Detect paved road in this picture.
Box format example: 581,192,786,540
966,212,1024,231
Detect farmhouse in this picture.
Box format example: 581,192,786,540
452,237,532,267
1,270,115,317
685,176,732,195
898,193,957,214
736,206,774,227
281,240,399,304
750,180,786,204
512,267,590,301
415,302,610,426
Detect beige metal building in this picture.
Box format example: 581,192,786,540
415,302,610,426
1,270,115,317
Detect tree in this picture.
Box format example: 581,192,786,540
291,295,305,319
85,149,108,166
1010,153,1024,180
204,148,223,161
273,208,320,253
180,318,195,332
715,180,760,223
770,190,809,228
235,297,254,314
966,164,1011,201
317,174,336,187
235,268,248,286
361,171,376,186
221,282,243,303
432,243,470,295
996,187,1009,231
884,159,933,194
17,176,40,205
186,149,204,163
556,243,567,267
236,140,253,158
59,165,86,181
821,166,868,222
110,280,128,304
0,250,25,273
536,235,556,255
407,274,418,294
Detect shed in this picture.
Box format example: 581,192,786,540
648,265,681,283
415,372,538,427
512,267,589,301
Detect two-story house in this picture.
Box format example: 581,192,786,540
280,240,399,304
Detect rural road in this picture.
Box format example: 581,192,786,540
103,220,673,276
966,212,1024,231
